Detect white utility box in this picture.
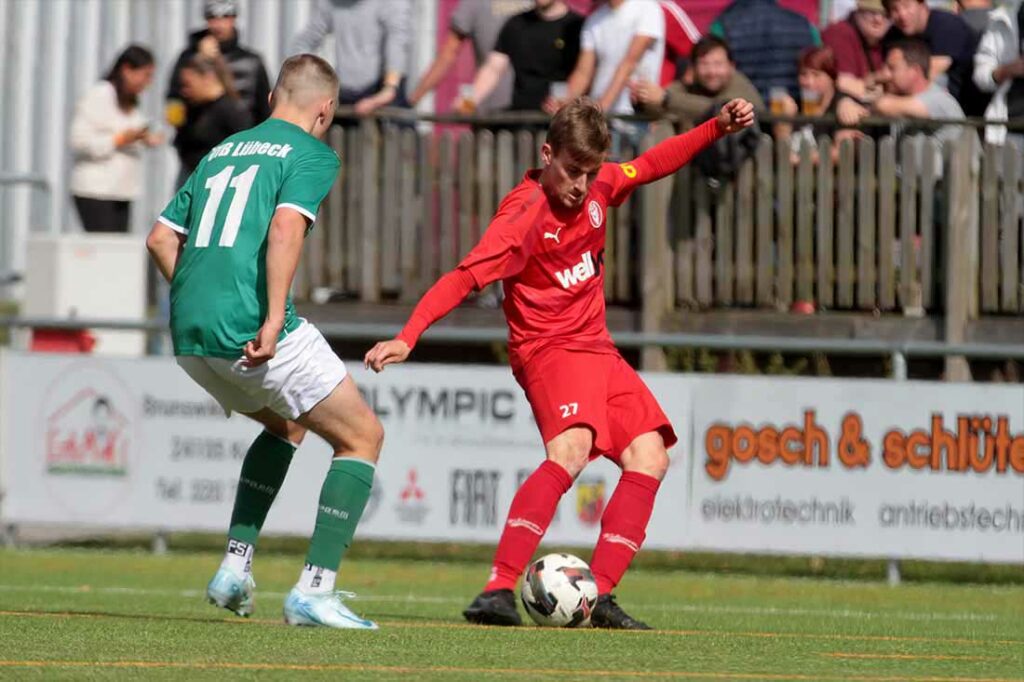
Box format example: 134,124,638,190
24,235,147,356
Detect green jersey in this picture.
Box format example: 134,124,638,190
159,118,340,358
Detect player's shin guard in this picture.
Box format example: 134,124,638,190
223,430,296,572
590,471,661,595
484,460,574,592
301,457,375,592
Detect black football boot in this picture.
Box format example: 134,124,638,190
462,589,522,626
590,594,652,630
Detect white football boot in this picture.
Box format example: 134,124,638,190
206,567,255,617
283,587,378,629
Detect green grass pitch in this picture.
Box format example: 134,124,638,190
0,547,1021,681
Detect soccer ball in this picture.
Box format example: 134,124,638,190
520,553,598,627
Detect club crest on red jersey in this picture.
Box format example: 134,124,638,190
587,200,603,229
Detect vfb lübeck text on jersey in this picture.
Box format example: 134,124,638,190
207,140,294,162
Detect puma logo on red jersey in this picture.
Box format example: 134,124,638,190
554,251,597,289
543,227,562,244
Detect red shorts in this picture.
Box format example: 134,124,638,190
517,349,677,462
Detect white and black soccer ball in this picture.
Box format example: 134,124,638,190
520,553,598,627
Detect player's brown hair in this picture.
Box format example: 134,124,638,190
546,97,611,163
272,54,339,106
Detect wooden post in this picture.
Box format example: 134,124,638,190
399,129,418,302
980,142,999,311
327,126,346,291
476,130,501,302
496,130,515,196
1001,141,1021,311
439,132,456,273
898,136,919,313
919,138,938,310
878,137,897,310
856,137,877,309
359,120,380,302
418,131,438,294
836,139,855,308
694,178,713,306
457,131,475,260
755,135,775,307
735,155,755,305
776,136,794,307
345,126,361,293
380,125,401,293
795,143,815,303
674,162,695,307
815,136,835,308
640,124,672,371
714,179,735,305
515,129,533,182
944,131,977,381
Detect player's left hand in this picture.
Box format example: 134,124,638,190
363,338,411,373
243,319,283,367
717,98,756,134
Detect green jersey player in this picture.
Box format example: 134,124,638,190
146,54,382,629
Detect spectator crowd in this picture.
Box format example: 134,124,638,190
70,0,1024,230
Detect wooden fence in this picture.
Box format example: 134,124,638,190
298,120,1022,321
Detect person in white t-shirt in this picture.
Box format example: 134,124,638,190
546,0,665,116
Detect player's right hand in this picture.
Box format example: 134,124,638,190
716,98,755,134
243,320,282,367
364,339,411,373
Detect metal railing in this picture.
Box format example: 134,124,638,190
2,315,1022,381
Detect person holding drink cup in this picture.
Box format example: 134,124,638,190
771,47,847,161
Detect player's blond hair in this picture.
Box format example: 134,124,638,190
546,97,611,163
272,54,339,108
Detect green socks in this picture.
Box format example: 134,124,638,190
304,457,375,572
227,430,296,546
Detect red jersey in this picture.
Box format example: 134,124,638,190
397,118,724,374
459,167,628,373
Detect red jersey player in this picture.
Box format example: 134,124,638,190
365,97,754,629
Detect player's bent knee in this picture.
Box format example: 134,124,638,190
545,429,592,478
621,442,670,480
346,415,384,463
279,421,307,445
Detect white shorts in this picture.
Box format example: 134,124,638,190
176,321,347,420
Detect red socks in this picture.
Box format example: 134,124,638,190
590,471,661,595
484,460,574,592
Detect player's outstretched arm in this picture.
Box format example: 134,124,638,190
146,221,186,283
610,98,755,202
364,268,476,373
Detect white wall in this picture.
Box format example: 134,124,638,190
0,0,437,289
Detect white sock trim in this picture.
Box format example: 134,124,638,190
332,456,376,471
297,563,337,593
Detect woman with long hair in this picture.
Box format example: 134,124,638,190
171,53,252,186
69,44,162,233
